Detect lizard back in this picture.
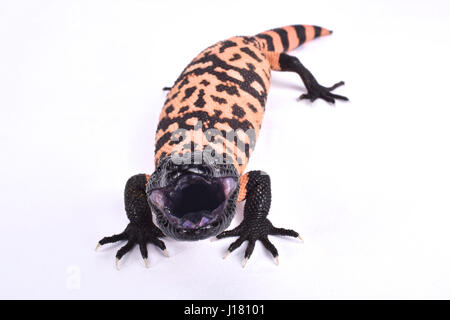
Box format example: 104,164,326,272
155,25,332,174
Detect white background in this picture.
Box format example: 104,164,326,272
1,0,449,299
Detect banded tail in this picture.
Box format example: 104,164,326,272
255,24,332,53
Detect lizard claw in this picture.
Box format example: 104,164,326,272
98,220,167,269
299,81,348,104
214,217,299,266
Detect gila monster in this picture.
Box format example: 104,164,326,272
97,24,348,269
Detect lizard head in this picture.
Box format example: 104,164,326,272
146,156,239,241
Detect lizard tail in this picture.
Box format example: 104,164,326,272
255,24,332,53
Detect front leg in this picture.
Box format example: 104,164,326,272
213,171,301,267
96,174,167,269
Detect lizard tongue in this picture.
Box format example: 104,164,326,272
182,210,210,224
182,216,211,229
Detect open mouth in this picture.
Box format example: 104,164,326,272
149,173,237,230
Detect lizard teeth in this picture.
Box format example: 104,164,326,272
199,216,210,227
182,220,196,228
187,167,204,174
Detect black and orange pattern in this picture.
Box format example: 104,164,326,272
155,24,333,175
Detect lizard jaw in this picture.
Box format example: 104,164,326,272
149,173,237,238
